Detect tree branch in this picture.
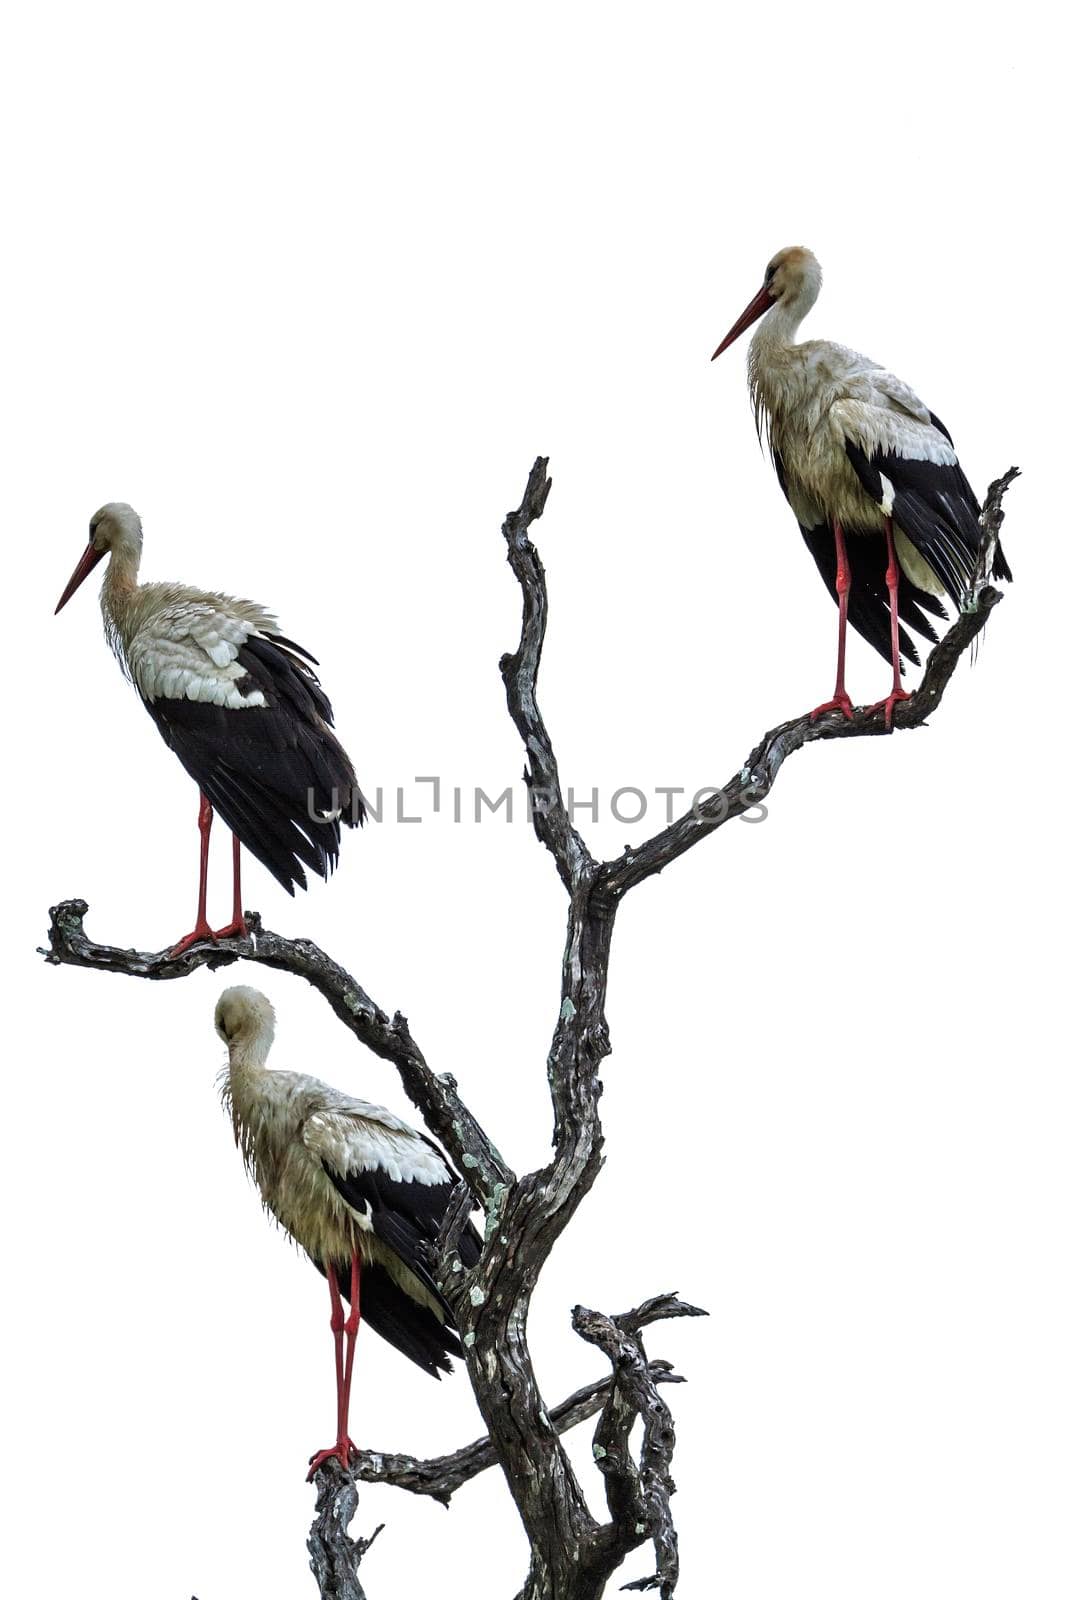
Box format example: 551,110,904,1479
350,1358,685,1507
573,1296,706,1599
39,899,513,1204
596,468,1017,907
306,1467,382,1600
970,466,1020,585
500,456,592,891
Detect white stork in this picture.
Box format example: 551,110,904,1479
55,504,364,955
215,985,481,1477
712,247,1011,726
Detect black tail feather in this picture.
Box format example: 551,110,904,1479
799,521,946,673
321,1261,464,1378
992,541,1013,583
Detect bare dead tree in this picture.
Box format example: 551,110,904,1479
41,459,1016,1600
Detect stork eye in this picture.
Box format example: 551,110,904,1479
764,264,777,285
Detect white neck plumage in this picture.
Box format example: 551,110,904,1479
750,283,818,354
220,1037,278,1165
227,1031,274,1074
99,537,144,654
746,284,823,439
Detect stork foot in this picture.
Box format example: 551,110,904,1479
167,922,217,958
167,916,248,958
307,1437,358,1480
868,688,910,730
809,691,854,722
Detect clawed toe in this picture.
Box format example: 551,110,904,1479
306,1438,358,1480
809,692,855,722
867,688,910,729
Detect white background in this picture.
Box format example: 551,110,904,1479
1,4,1062,1597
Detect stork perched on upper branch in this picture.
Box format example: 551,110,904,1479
712,247,1012,726
55,504,364,954
215,986,481,1478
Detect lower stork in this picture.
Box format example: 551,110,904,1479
215,985,481,1477
55,504,364,954
712,247,1012,726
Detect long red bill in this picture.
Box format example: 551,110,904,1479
711,284,775,361
55,542,105,614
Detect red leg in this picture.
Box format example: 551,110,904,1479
329,1264,347,1444
338,1252,362,1435
233,835,243,928
168,793,217,957
868,517,911,730
810,519,855,720
307,1254,361,1479
212,835,247,941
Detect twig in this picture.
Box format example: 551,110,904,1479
616,1293,708,1337
969,466,1020,588
426,1181,476,1278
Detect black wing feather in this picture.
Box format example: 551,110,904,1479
926,410,954,446
321,1156,481,1378
142,631,364,894
844,437,1012,603
324,1162,482,1317
262,629,321,667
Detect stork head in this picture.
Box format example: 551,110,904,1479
55,502,143,614
711,246,822,359
215,985,277,1058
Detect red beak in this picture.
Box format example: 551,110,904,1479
55,542,106,614
711,283,775,360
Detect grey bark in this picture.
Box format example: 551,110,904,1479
42,459,1015,1600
